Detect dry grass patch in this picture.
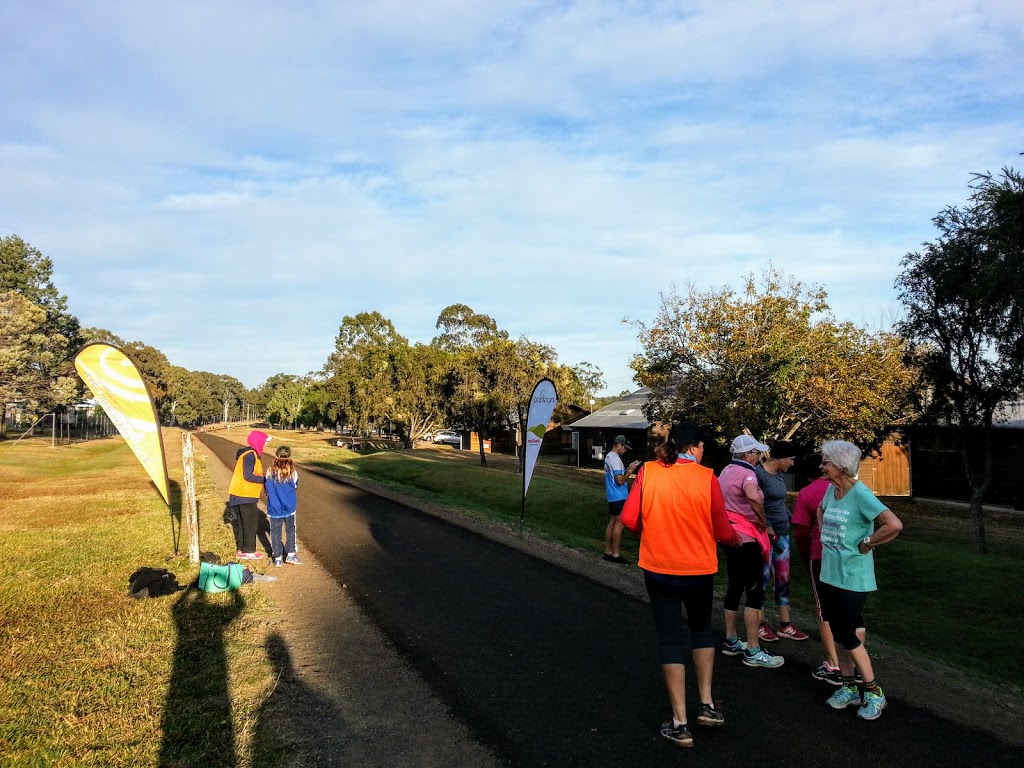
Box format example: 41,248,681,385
0,432,280,767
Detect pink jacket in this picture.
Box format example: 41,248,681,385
726,511,770,564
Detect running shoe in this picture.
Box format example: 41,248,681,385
812,662,843,686
603,554,630,564
285,554,304,565
826,684,862,710
659,721,694,748
238,551,264,560
857,688,887,721
758,622,779,642
696,703,725,726
742,647,784,668
776,624,809,641
721,636,747,656
273,557,283,568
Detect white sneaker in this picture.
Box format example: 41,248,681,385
742,646,784,668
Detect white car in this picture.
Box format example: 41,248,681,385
433,429,462,446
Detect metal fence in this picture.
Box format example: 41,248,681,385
2,411,118,446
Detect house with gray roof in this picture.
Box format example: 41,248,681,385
568,388,664,468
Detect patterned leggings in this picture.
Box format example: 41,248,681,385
762,534,792,607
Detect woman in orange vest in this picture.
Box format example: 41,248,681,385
228,430,271,559
621,422,741,749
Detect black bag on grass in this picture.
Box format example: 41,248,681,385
128,567,182,599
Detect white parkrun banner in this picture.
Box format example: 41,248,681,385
523,378,559,501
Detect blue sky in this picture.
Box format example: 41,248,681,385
2,1,1022,395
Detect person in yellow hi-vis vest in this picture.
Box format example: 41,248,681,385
228,430,271,559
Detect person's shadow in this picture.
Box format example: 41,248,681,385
159,587,244,768
251,632,347,767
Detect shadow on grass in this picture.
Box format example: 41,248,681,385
159,587,244,768
251,632,345,766
166,478,183,556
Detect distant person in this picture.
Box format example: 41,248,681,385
603,435,641,564
818,440,903,720
718,434,784,669
621,422,741,748
755,441,808,642
791,453,842,684
228,430,271,560
266,445,303,567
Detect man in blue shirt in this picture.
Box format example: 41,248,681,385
604,435,640,564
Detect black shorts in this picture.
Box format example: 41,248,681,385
607,499,626,516
818,581,869,650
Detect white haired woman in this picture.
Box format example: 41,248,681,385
817,440,903,721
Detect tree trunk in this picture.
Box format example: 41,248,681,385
969,490,989,554
477,430,488,467
959,426,992,555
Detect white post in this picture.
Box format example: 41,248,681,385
181,432,201,563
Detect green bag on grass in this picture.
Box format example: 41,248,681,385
198,561,245,593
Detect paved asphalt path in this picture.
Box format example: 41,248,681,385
201,435,1020,767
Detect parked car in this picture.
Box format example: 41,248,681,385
433,429,462,446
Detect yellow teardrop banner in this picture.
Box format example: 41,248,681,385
74,342,170,505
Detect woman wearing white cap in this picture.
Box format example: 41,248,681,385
718,434,784,669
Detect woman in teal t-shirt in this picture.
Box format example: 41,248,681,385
816,440,903,721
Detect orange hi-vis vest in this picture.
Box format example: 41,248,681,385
228,449,264,501
636,460,718,576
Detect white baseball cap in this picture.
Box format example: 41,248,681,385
730,434,770,453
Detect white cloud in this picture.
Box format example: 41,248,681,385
1,0,1022,390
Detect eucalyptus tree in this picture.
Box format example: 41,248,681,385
433,304,590,468
896,166,1024,553
323,311,407,433
1,235,82,415
0,291,77,426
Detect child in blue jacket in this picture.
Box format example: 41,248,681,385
265,445,302,566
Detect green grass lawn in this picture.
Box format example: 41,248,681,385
0,434,277,767
284,436,1024,695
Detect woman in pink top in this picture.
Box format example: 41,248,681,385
791,453,840,685
718,435,784,670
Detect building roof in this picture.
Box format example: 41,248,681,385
568,388,654,430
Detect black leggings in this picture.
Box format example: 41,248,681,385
235,503,262,553
644,573,715,665
818,581,868,650
724,542,765,611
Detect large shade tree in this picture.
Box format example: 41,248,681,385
323,311,408,433
323,311,451,444
896,166,1024,554
1,236,81,416
434,304,596,468
0,292,77,426
161,365,218,426
631,267,915,451
434,305,516,467
263,374,312,429
385,343,451,448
